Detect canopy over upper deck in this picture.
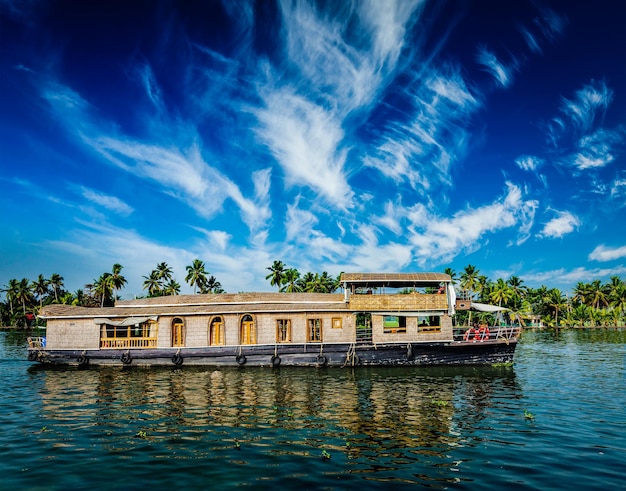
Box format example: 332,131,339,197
340,272,451,289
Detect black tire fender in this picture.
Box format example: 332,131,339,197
121,352,132,365
316,354,328,367
171,353,183,366
236,354,247,366
271,354,281,367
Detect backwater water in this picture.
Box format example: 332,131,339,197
0,329,624,490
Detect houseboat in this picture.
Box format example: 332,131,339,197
28,272,520,367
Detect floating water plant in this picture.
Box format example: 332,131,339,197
431,399,448,407
234,441,241,450
492,362,513,367
135,430,147,439
321,449,331,460
345,441,351,448
40,426,48,433
524,410,535,420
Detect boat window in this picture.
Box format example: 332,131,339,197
240,314,256,345
332,317,342,329
100,320,158,349
419,315,441,333
307,318,322,342
209,316,225,346
383,315,407,333
172,317,185,347
276,319,292,343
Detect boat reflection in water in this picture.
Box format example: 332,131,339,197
31,365,520,487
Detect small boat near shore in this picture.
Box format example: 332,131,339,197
28,272,520,367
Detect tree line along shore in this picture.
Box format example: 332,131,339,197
2,260,625,328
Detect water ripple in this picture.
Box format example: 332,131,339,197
1,329,624,490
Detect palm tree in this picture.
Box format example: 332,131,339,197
93,273,114,307
588,280,609,310
73,289,85,306
203,275,223,294
571,304,590,327
507,275,526,308
319,271,337,293
490,278,513,307
443,267,457,285
280,269,302,292
545,288,566,327
156,262,174,286
48,273,64,302
460,265,480,299
185,259,208,294
572,282,590,306
298,272,316,292
163,279,181,296
266,261,287,290
143,271,161,297
605,279,626,326
14,278,32,316
110,264,127,301
31,274,49,309
3,278,19,315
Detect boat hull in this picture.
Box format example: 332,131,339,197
28,339,517,368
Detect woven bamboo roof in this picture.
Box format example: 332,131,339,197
340,272,450,286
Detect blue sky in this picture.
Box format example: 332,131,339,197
1,0,625,297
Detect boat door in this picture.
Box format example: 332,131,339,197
240,314,256,344
171,317,185,347
356,312,372,344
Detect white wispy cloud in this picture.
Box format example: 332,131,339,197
534,5,568,41
77,186,134,216
364,65,479,190
284,197,349,261
380,182,539,264
476,46,515,88
515,155,543,172
559,81,613,136
589,244,626,262
253,0,422,208
525,265,626,291
40,79,272,235
253,88,353,207
545,80,624,172
610,178,626,202
538,210,580,238
519,27,542,53
519,4,567,54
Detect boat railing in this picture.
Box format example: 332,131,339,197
27,336,46,349
356,324,373,344
100,337,158,349
454,326,521,342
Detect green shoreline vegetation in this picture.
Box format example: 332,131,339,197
1,261,625,329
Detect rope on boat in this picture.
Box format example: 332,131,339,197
342,343,359,367
236,345,246,365
316,344,327,367
77,350,89,367
171,348,183,366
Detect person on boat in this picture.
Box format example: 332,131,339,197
473,324,483,342
478,324,490,341
464,323,480,341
